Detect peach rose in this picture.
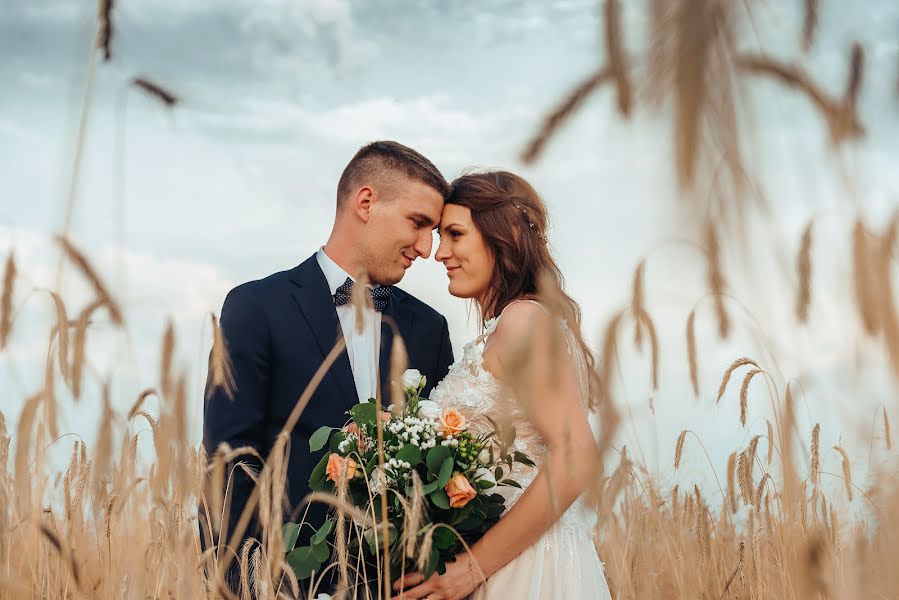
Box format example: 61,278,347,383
345,422,359,435
445,473,477,508
325,453,358,483
380,411,392,422
439,407,467,435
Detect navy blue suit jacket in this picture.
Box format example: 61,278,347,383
200,254,454,555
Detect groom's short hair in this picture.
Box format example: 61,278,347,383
337,141,449,209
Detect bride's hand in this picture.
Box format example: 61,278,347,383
391,554,479,600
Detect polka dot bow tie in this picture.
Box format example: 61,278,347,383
333,277,394,312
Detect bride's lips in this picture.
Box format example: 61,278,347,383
445,266,460,277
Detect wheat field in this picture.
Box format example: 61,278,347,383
2,0,899,598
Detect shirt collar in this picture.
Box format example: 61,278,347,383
316,247,380,296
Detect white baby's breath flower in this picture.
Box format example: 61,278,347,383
416,400,441,420
401,369,426,394
474,467,496,487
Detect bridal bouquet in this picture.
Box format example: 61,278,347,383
282,370,534,585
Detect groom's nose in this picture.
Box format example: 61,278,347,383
413,229,433,258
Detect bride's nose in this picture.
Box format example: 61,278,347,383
434,236,451,263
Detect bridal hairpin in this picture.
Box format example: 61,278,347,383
513,202,548,242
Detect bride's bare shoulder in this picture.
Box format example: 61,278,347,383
484,300,550,364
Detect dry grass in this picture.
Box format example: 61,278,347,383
3,2,899,599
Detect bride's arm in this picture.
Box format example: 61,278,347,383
393,302,600,600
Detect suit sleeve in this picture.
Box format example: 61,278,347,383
434,315,454,384
201,284,271,548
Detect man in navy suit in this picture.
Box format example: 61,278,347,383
200,141,455,592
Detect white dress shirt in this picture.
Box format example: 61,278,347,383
316,247,381,404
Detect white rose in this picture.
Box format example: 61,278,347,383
315,595,333,600
416,400,441,420
401,369,426,393
477,447,491,465
474,467,496,487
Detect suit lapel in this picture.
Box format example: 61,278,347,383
289,256,358,413
379,292,415,407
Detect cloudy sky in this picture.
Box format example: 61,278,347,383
2,0,898,502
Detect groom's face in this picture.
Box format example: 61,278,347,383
362,177,444,285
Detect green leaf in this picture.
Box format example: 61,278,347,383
309,426,334,452
420,477,440,495
286,546,324,580
308,452,331,491
328,431,347,453
350,402,378,428
364,524,398,554
477,479,496,489
312,517,332,545
500,479,522,489
457,516,481,531
430,488,450,510
432,527,457,551
395,444,422,467
485,504,504,518
312,540,330,562
513,451,536,467
494,467,504,481
426,446,451,475
423,546,440,580
282,522,300,553
436,457,454,489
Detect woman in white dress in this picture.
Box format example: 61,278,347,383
393,171,612,600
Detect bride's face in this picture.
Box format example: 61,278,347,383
434,204,494,303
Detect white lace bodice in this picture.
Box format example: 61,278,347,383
428,302,595,534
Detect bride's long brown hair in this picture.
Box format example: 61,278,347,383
446,170,600,408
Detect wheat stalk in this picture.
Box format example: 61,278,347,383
132,77,179,107
97,0,114,61
802,0,818,51
884,407,892,450
208,313,236,401
716,357,760,404
521,66,613,164
632,261,645,349
810,423,821,486
686,309,699,397
833,445,853,501
56,236,124,325
0,251,15,349
739,369,763,426
726,451,738,513
705,222,730,338
737,51,864,142
674,430,688,469
738,450,752,505
604,0,632,117
797,220,813,322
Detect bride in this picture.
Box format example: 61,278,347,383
392,171,611,600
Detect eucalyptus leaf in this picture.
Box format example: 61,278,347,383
395,444,422,467
282,522,300,553
426,446,451,475
350,402,378,428
309,426,334,452
286,546,323,581
430,488,450,510
436,457,454,488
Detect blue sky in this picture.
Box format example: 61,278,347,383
2,0,898,506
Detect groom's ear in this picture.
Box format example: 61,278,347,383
351,185,376,223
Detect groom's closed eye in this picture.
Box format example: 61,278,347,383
409,213,435,229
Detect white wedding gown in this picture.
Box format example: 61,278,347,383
428,301,612,599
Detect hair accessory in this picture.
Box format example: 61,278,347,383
513,202,548,242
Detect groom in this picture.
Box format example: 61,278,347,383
200,141,455,589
